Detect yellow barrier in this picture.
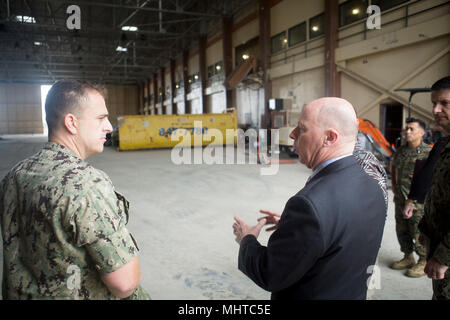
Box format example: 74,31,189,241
117,109,238,151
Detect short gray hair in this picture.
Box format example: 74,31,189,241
45,80,107,135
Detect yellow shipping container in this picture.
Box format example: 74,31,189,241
117,109,237,151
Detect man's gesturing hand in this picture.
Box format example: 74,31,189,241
233,216,267,244
258,209,281,231
424,257,449,280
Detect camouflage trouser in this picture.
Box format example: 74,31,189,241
432,271,450,300
394,200,427,258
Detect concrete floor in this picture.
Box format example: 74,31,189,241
0,135,433,300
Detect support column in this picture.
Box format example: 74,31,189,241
146,79,151,115
259,0,272,129
170,59,176,114
139,82,144,114
160,67,166,114
324,0,340,97
222,16,233,109
199,35,208,114
153,73,158,114
183,50,190,114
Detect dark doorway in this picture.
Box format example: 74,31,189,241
380,103,403,146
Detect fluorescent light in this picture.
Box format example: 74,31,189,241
34,42,43,46
242,54,249,60
15,15,36,24
122,26,138,32
352,8,360,15
116,46,128,52
312,26,319,32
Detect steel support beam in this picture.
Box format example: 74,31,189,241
324,0,340,97
198,35,207,114
153,73,158,113
182,49,189,114
259,0,271,129
160,66,166,114
170,58,176,115
64,1,222,18
222,16,233,109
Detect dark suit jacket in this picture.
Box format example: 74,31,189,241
238,156,386,300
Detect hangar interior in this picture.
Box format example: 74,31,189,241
0,0,449,300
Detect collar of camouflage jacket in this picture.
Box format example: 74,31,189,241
44,141,83,160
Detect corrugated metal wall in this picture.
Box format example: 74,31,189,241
0,84,43,134
0,84,139,135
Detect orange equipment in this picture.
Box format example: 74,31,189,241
358,117,394,157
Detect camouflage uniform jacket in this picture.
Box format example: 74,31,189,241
419,137,450,266
0,142,150,299
392,141,432,204
353,142,388,209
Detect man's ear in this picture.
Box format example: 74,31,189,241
324,129,339,146
64,113,79,135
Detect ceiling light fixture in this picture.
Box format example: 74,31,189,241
15,15,36,24
116,46,128,52
122,26,138,32
242,54,249,60
312,26,319,32
352,8,360,15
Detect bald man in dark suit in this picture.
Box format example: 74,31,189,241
233,97,386,300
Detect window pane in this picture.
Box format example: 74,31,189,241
208,65,215,78
289,21,306,46
215,61,223,74
339,0,368,27
309,13,324,39
371,0,408,12
271,31,287,54
235,36,259,66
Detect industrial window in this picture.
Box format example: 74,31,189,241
288,21,307,47
371,0,409,12
207,61,223,78
339,0,368,27
271,31,287,54
215,61,223,74
309,13,324,39
188,73,199,84
235,36,259,66
208,65,215,78
158,88,163,101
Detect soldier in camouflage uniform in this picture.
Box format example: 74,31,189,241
0,80,150,299
419,76,450,300
391,118,431,277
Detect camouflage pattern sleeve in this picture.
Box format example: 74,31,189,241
66,184,139,275
391,148,400,168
